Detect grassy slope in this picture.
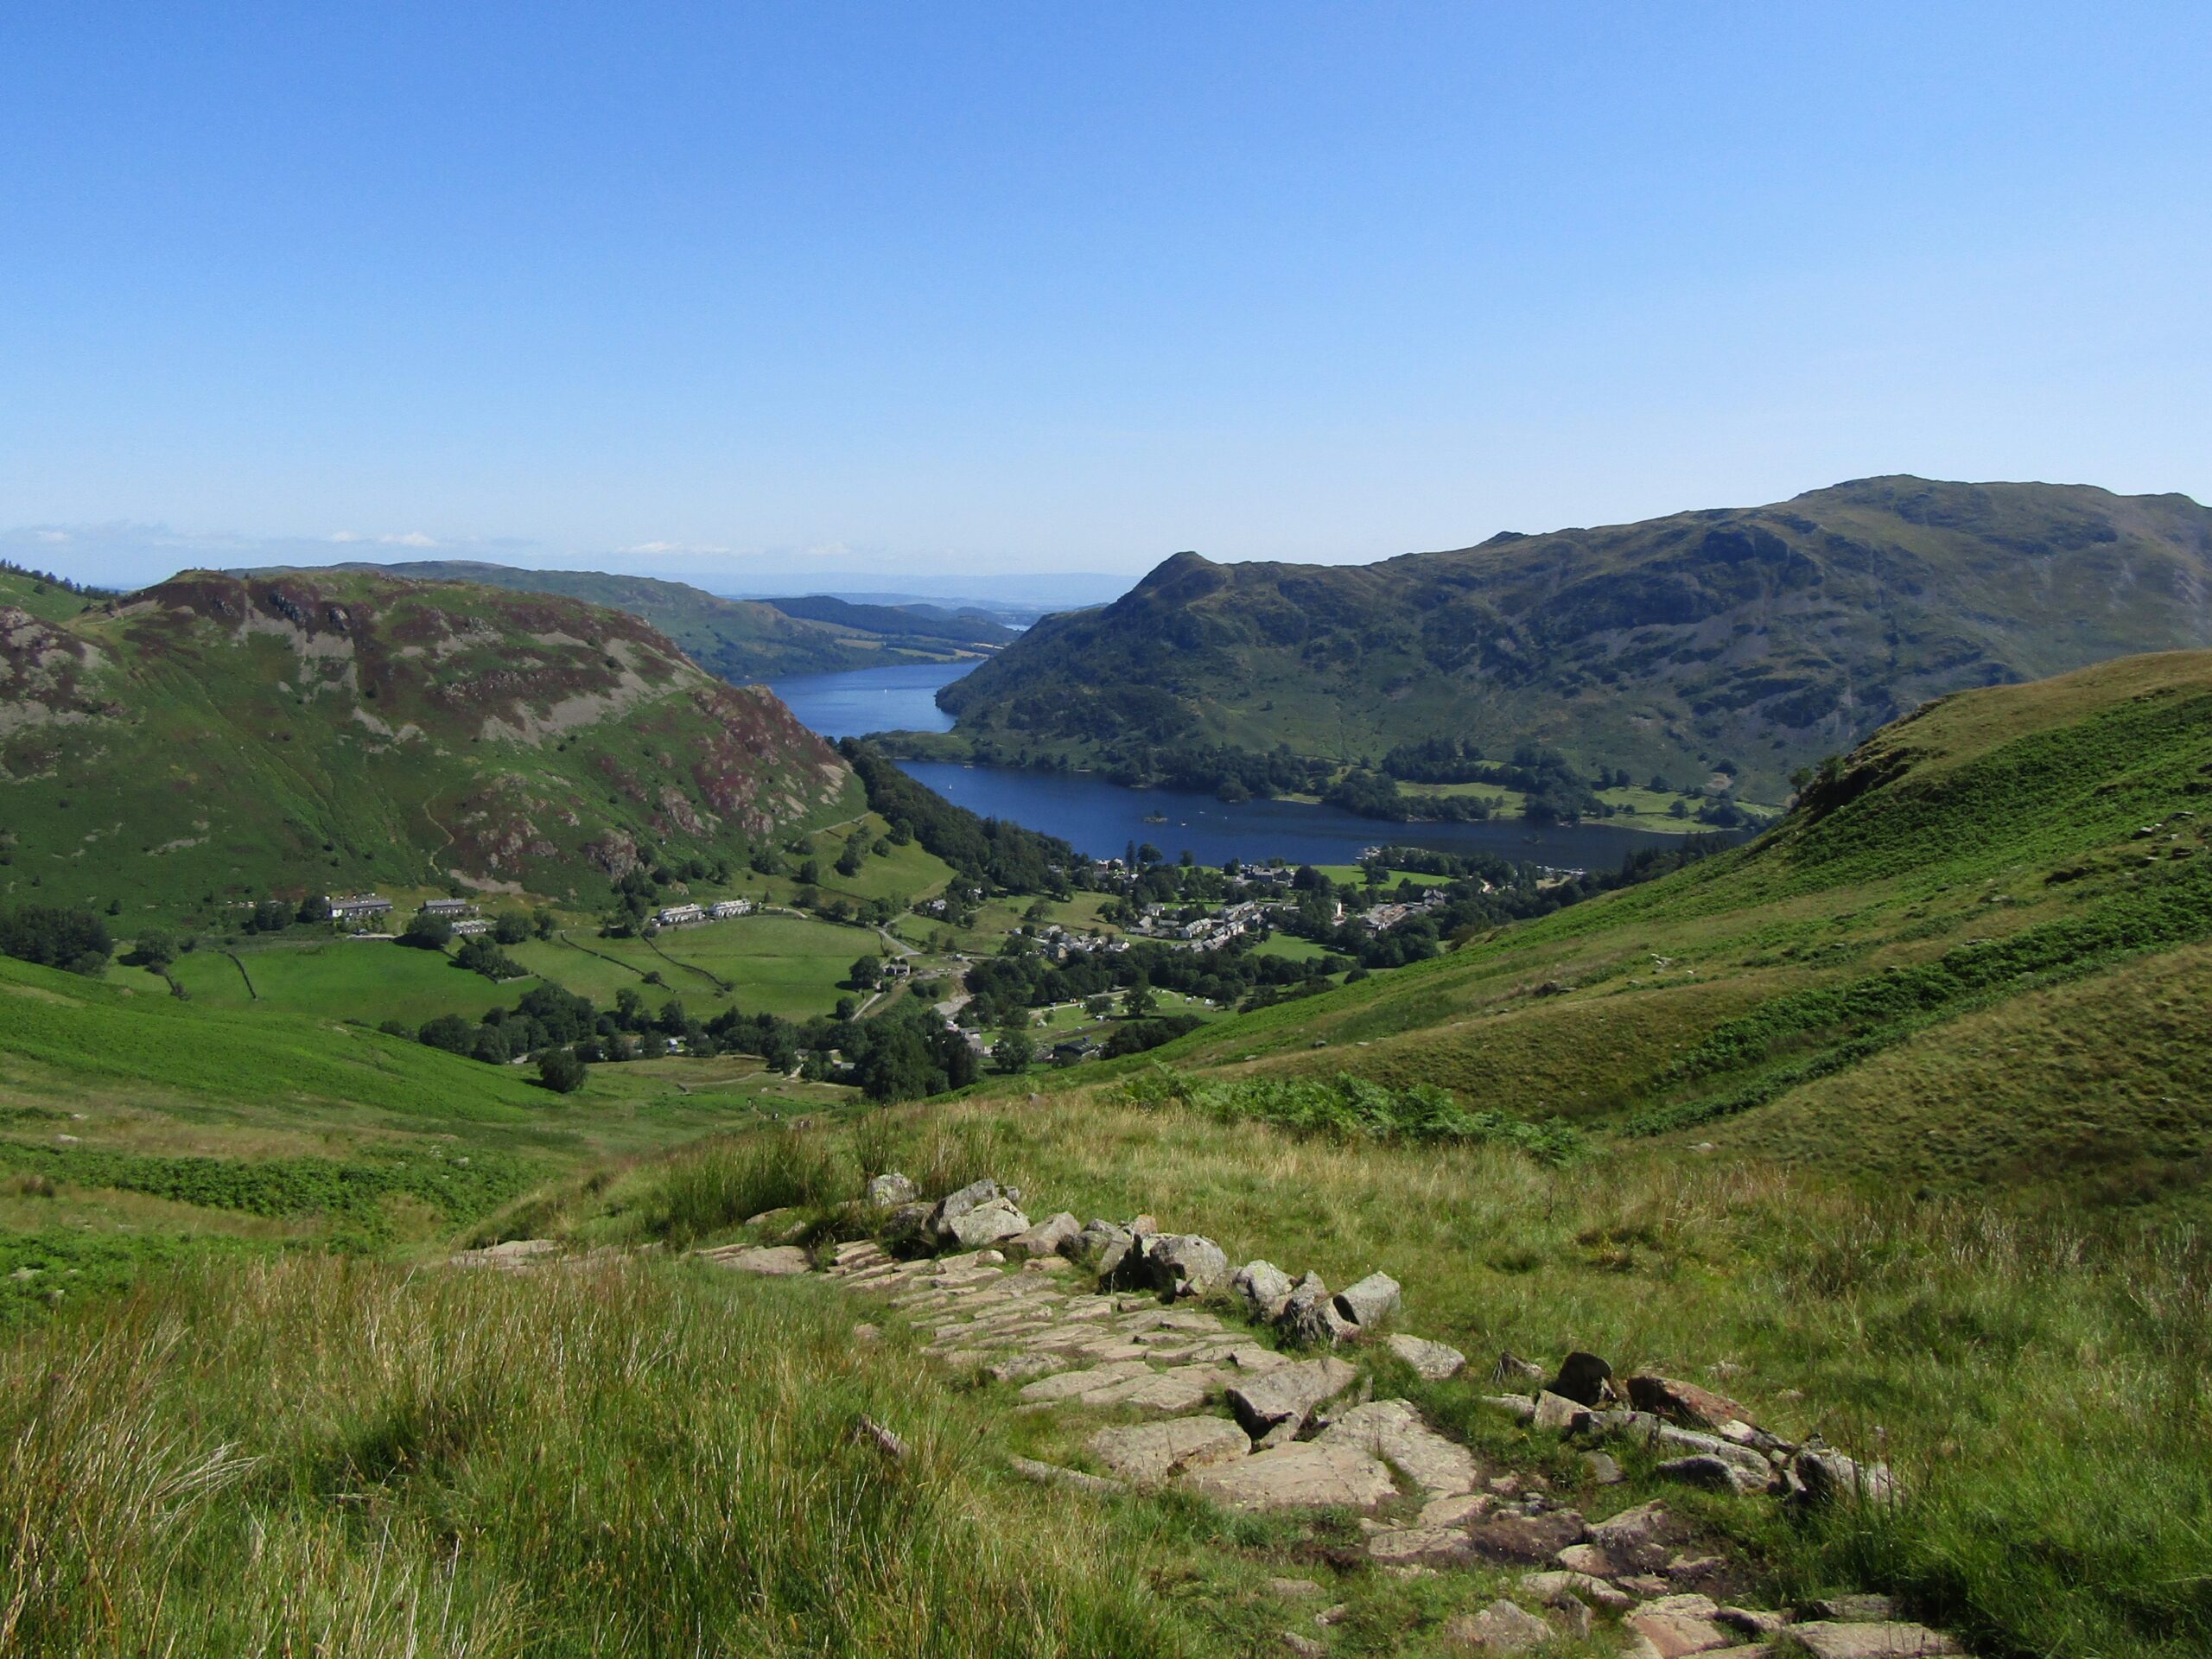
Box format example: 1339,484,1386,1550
0,568,858,919
942,476,2212,798
1078,651,2212,1210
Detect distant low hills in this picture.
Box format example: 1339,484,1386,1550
0,567,855,914
940,477,2212,800
255,561,1006,682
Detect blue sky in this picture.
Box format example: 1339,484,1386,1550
3,3,2207,593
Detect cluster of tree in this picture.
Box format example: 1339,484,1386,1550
839,740,1076,893
1320,768,1498,823
0,904,111,976
1373,740,1609,823
601,852,738,934
454,937,529,980
960,934,1349,1028
1096,742,1332,803
0,559,111,599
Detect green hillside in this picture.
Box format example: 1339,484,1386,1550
0,567,857,919
940,476,2212,801
291,560,997,679
1051,648,2212,1211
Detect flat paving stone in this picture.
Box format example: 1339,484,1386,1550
1089,1416,1251,1484
703,1245,810,1276
1182,1441,1397,1511
1317,1398,1482,1496
1017,1359,1154,1404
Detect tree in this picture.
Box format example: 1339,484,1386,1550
399,910,453,949
849,955,884,991
835,841,865,878
1084,994,1112,1019
798,858,822,887
994,1027,1035,1073
418,1014,474,1054
532,909,558,939
538,1047,588,1093
128,927,178,970
493,911,531,945
1123,981,1157,1018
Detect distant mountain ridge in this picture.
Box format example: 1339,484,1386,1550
244,560,1000,682
0,567,855,912
938,476,2212,798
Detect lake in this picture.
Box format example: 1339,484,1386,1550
767,659,972,737
767,660,1708,872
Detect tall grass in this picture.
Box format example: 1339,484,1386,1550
646,1127,849,1246
0,1254,1209,1656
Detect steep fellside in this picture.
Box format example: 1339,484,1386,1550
0,568,856,914
941,477,2212,799
1046,650,2212,1211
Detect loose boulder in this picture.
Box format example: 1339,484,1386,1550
1778,1624,1961,1659
939,1197,1032,1250
1444,1599,1554,1654
1068,1218,1136,1276
864,1172,917,1209
1792,1449,1902,1509
1627,1373,1761,1433
1141,1233,1230,1298
1657,1454,1769,1496
1231,1259,1295,1320
1387,1333,1467,1380
1332,1271,1402,1330
1007,1211,1080,1259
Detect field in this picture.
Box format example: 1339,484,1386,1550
140,938,539,1026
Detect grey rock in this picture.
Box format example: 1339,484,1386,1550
1141,1232,1230,1298
1802,1596,1898,1623
1548,1350,1613,1407
1480,1394,1539,1421
1586,1497,1681,1572
1777,1624,1961,1659
1460,1510,1586,1564
1070,1218,1136,1276
1280,1633,1327,1658
1183,1441,1397,1510
1277,1272,1353,1346
1793,1449,1903,1508
1226,1355,1358,1437
1016,1359,1154,1403
1580,1450,1624,1484
1088,1416,1250,1484
1332,1270,1402,1329
864,1172,916,1208
1231,1259,1296,1320
1444,1599,1554,1653
704,1244,811,1276
1532,1390,1591,1432
1007,1456,1124,1497
934,1179,1001,1224
941,1198,1033,1250
1657,1453,1770,1495
1316,1398,1481,1495
1494,1351,1548,1388
1522,1569,1633,1613
1387,1333,1467,1380
1266,1577,1325,1600
1006,1211,1081,1259
1364,1525,1477,1567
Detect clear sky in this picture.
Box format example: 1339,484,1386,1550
3,3,2208,594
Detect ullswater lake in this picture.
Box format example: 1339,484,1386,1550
766,659,1716,871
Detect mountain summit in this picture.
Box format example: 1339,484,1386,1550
938,477,2212,798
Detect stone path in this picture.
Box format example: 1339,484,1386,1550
772,1234,1968,1659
